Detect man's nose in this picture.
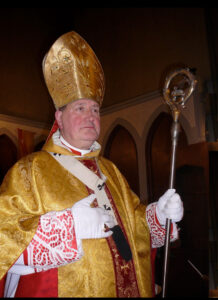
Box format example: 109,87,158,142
86,109,95,120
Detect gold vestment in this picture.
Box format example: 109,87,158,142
0,138,152,297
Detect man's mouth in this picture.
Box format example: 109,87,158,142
82,125,95,130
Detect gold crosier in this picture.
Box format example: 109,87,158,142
162,67,197,297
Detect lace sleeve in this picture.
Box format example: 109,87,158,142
146,202,178,248
26,208,83,272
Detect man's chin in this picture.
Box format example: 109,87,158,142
81,129,99,139
81,134,99,143
79,137,98,150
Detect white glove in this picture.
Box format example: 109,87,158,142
156,189,184,225
71,194,116,239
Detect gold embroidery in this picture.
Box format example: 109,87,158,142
0,146,153,297
121,263,130,275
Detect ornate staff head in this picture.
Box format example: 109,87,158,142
162,67,197,120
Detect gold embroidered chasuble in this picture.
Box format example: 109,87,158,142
0,138,153,297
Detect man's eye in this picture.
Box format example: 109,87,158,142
93,108,100,114
76,106,84,111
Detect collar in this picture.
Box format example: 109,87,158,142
45,129,101,158
60,135,91,156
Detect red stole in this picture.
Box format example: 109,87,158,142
82,158,141,297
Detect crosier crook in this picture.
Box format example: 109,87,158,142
161,67,197,298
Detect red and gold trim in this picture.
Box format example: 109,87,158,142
81,158,140,297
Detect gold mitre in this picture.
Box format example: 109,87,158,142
43,31,105,108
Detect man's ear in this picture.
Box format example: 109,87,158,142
55,110,63,130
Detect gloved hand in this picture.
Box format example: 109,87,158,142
71,194,116,239
156,189,184,225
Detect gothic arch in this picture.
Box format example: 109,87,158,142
0,134,18,183
101,118,141,154
142,103,195,153
0,128,18,148
145,111,188,203
103,121,140,197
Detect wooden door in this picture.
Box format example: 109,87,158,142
146,112,209,297
104,125,139,197
0,134,17,184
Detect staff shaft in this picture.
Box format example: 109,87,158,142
161,67,196,298
162,118,180,298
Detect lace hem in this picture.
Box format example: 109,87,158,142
146,202,178,248
27,208,82,271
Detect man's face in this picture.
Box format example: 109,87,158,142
55,99,101,149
